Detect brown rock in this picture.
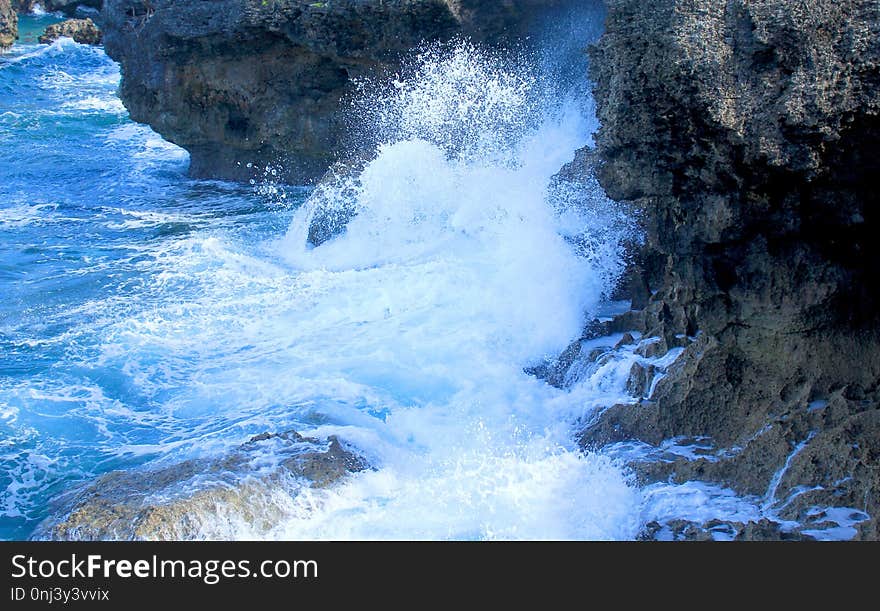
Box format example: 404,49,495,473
38,18,102,45
0,0,16,50
33,430,368,540
625,362,656,398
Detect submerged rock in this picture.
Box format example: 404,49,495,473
0,0,17,50
39,17,101,44
34,431,368,540
568,0,880,540
305,159,365,247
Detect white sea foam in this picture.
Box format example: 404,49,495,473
191,39,640,539
640,481,764,541
62,95,126,114
0,38,66,66
801,507,871,541
104,123,189,170
0,203,59,228
0,21,633,539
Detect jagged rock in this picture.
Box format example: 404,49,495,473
304,159,366,247
33,431,368,540
614,332,635,349
634,337,667,359
0,0,16,50
773,410,880,540
734,520,807,541
38,17,101,44
100,0,575,183
576,0,880,539
639,518,810,541
625,362,656,398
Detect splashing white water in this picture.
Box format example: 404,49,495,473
2,14,644,540
248,40,642,539
354,43,540,165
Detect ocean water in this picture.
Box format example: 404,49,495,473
0,20,309,539
1,14,841,541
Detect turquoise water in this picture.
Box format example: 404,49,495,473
1,22,310,538
12,12,64,44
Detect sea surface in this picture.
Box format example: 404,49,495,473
1,14,828,541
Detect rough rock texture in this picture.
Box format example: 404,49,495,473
568,0,880,540
0,0,17,49
39,17,101,44
34,431,368,540
101,0,569,183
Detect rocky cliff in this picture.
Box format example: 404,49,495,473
0,0,17,50
569,0,880,539
102,0,566,183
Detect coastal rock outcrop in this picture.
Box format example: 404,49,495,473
39,17,101,44
0,0,17,50
34,431,368,540
568,0,880,539
101,0,570,183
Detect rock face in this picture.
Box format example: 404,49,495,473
34,431,368,540
0,0,17,50
101,0,569,183
39,17,101,44
570,0,880,539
